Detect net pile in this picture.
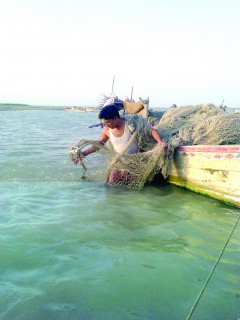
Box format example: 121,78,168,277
70,104,240,189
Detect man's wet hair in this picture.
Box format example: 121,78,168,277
98,104,120,120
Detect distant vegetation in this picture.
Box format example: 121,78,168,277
0,103,66,111
0,103,30,106
0,103,30,107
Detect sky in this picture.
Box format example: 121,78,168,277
0,0,239,107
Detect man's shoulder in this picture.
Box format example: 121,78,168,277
102,125,110,137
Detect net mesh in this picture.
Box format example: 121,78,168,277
70,104,240,189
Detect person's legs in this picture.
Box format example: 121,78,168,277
108,168,133,185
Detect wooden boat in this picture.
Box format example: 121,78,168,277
94,92,240,207
85,107,95,112
66,107,95,112
66,107,86,112
167,145,240,207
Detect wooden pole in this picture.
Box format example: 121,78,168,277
130,86,133,101
221,99,224,108
111,75,115,96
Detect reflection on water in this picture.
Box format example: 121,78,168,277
0,110,239,320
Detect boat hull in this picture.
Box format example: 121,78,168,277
167,145,240,207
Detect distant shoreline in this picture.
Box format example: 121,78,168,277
0,104,77,111
0,103,239,113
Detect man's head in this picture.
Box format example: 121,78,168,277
98,104,121,129
98,104,120,120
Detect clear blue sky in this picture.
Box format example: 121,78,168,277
0,0,239,107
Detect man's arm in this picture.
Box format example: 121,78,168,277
151,129,168,149
82,127,109,157
151,129,164,144
74,127,109,164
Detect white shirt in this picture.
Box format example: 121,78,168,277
109,122,139,155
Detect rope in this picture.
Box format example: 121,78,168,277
186,214,240,320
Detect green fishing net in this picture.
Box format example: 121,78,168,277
69,104,240,189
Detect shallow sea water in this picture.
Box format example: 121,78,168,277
0,110,239,320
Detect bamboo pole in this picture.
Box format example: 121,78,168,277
111,75,115,96
130,86,133,101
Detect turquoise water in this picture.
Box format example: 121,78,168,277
0,110,239,320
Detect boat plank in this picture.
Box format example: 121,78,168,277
167,145,240,207
169,167,239,188
174,152,240,171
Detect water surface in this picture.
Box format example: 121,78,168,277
0,110,239,319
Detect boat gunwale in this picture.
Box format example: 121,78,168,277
177,145,240,153
176,144,240,153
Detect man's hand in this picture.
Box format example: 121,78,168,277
158,142,168,151
69,146,85,165
74,154,84,165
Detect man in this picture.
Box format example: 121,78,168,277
74,104,166,164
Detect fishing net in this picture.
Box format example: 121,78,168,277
69,104,240,189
